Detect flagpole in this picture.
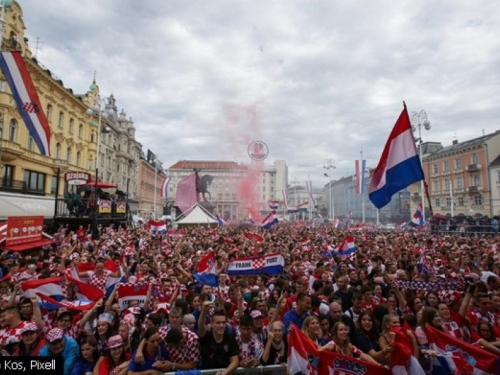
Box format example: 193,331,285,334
153,158,157,220
360,151,365,223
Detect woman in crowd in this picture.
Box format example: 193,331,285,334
128,327,169,375
354,311,392,364
261,321,288,366
70,336,98,375
471,321,500,356
302,315,328,346
96,335,131,375
95,313,116,355
323,322,381,365
14,322,45,356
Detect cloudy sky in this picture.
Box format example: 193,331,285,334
19,0,500,187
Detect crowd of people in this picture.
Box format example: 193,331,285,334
0,221,500,375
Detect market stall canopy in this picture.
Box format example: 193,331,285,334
175,203,217,225
0,192,55,220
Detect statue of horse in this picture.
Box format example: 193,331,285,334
195,170,213,202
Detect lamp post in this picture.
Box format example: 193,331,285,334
86,97,111,238
411,109,431,223
151,156,162,220
323,159,336,221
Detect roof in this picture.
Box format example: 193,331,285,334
169,160,248,170
490,154,500,168
175,203,217,224
425,130,500,160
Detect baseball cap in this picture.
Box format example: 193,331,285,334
250,310,264,319
46,328,64,343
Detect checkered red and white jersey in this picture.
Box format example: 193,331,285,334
443,313,469,342
167,329,200,364
18,271,37,282
0,321,31,346
214,286,229,302
88,270,111,291
258,288,270,301
467,309,496,330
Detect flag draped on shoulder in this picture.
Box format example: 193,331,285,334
427,326,499,375
0,51,51,156
319,349,391,375
262,210,279,229
193,251,218,287
368,103,424,209
287,324,319,375
227,253,284,276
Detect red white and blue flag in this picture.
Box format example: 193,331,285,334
160,177,171,199
268,200,279,210
262,210,279,229
305,181,316,205
193,251,218,287
410,203,425,227
338,236,356,261
0,51,51,155
427,326,499,375
148,219,167,234
117,282,150,310
227,253,284,276
355,159,367,194
215,214,227,226
287,201,309,213
287,323,319,375
21,277,66,300
319,349,391,375
368,103,424,209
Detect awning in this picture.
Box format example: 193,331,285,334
0,193,55,220
0,239,55,252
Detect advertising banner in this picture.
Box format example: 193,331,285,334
98,200,112,214
6,216,44,246
116,202,126,214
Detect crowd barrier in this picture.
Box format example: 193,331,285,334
164,364,286,375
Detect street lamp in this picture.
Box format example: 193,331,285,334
411,109,431,223
323,159,336,221
151,155,162,220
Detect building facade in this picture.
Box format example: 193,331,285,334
167,160,288,220
413,131,500,217
137,155,166,217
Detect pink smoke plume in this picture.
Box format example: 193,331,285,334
221,104,265,221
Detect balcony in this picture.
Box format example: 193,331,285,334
455,187,465,193
453,168,463,174
0,139,24,161
467,185,483,193
53,158,69,172
441,169,451,176
471,204,484,210
466,163,481,172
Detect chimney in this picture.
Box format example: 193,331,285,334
452,139,458,145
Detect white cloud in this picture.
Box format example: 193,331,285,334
20,0,500,186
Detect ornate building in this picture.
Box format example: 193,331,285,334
138,153,166,217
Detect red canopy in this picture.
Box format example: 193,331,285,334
84,181,117,189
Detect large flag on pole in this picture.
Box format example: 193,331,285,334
355,159,366,194
305,181,316,205
193,251,218,287
160,177,171,198
174,173,198,213
368,103,424,209
0,51,51,155
410,203,425,227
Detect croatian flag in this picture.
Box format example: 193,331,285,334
227,253,284,276
38,276,104,311
287,323,319,374
215,214,227,226
282,190,289,208
287,201,308,213
368,103,424,209
193,251,219,287
268,200,279,210
21,277,66,299
149,219,167,234
0,51,51,155
305,181,316,205
338,236,356,261
160,177,171,199
117,282,150,310
355,159,367,194
319,350,391,375
262,210,279,229
332,218,340,228
410,204,425,227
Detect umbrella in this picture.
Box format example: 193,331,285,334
84,181,117,189
432,214,447,221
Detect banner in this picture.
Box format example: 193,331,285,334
393,279,464,291
319,349,391,375
6,216,43,246
98,200,112,214
287,324,319,375
117,282,149,310
116,202,126,214
227,253,284,276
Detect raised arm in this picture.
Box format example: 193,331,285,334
198,300,212,338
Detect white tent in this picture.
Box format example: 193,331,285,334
175,203,217,226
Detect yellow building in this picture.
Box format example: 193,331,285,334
0,1,95,200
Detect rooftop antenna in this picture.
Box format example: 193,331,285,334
453,132,457,141
34,37,43,59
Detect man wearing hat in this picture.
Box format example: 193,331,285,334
39,328,79,375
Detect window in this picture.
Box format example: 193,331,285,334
474,195,483,205
444,179,450,191
443,161,449,172
55,143,61,159
498,171,500,182
76,151,81,167
23,170,45,193
8,119,16,142
456,177,463,190
473,175,480,186
51,176,58,194
69,118,74,133
27,136,34,152
58,111,64,128
435,198,441,206
88,159,93,170
433,181,439,192
458,197,464,206
66,147,71,163
0,80,6,91
455,158,461,170
78,124,83,138
3,165,13,185
446,197,451,207
90,132,95,143
433,164,438,173
472,153,478,164
46,104,52,122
